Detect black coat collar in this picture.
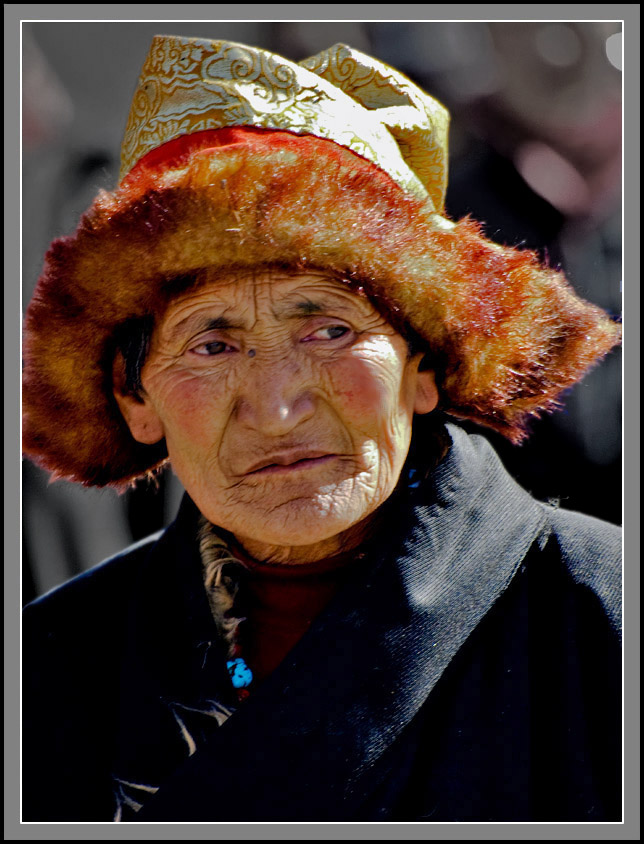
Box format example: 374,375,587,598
133,424,548,821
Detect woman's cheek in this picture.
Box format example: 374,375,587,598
157,370,230,447
327,353,400,423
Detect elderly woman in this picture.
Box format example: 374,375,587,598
22,37,621,823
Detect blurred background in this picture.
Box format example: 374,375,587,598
22,21,623,603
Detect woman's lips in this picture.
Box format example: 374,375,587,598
245,453,338,476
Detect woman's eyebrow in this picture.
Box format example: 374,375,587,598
276,297,361,318
202,316,239,330
167,314,241,341
291,299,324,315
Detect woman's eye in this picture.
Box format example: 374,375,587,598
305,325,351,342
190,340,232,356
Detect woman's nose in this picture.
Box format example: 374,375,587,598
234,355,316,436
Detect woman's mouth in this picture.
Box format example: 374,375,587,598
248,454,338,476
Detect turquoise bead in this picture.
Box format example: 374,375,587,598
227,657,253,688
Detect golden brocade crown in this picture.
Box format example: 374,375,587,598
119,35,450,212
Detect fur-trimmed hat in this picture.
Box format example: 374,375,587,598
22,36,621,488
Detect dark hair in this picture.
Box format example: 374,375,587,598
113,315,155,396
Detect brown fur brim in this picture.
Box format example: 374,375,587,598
23,131,621,488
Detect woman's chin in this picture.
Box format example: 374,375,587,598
190,470,389,562
226,497,376,563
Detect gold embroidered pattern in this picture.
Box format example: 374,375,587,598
301,44,449,213
120,36,449,208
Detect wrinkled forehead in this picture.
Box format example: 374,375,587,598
156,267,381,332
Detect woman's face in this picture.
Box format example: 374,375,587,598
115,269,438,563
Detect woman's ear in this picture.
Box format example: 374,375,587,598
112,352,164,445
413,368,439,415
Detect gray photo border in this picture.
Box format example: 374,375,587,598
6,3,640,841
